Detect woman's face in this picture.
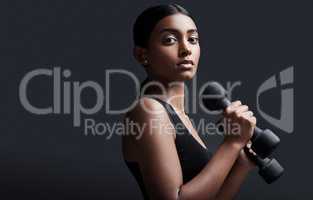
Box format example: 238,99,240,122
145,13,201,82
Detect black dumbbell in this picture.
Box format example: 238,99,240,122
201,81,280,158
244,147,284,184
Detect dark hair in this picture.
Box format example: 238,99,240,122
133,4,193,48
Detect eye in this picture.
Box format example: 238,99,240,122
162,35,177,45
188,36,199,44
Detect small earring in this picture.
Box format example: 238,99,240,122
143,59,148,65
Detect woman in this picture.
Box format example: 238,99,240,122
122,4,256,200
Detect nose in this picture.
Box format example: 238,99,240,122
179,40,192,58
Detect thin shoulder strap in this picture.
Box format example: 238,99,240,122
149,97,211,155
149,97,185,131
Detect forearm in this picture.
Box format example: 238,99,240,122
178,140,243,200
214,158,253,200
175,100,257,200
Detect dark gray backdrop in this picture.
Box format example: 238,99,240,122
1,0,312,199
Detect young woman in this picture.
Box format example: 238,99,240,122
122,4,257,200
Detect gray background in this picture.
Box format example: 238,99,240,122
1,0,312,199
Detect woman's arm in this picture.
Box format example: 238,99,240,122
127,98,255,200
178,139,243,200
214,149,256,200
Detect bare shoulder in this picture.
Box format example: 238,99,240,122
124,98,184,199
123,97,176,157
126,97,168,122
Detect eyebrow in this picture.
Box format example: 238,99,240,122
159,28,198,34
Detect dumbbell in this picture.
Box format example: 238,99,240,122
201,81,280,158
244,147,284,184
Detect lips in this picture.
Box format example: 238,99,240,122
177,60,194,65
177,60,194,70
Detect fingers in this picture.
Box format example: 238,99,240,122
240,111,256,127
246,142,257,156
223,101,257,147
246,141,252,148
225,100,242,114
230,100,242,108
241,111,253,118
224,100,257,128
225,100,249,118
249,116,257,127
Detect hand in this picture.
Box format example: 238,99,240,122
222,100,257,148
235,142,257,170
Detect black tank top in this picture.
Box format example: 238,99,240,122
124,97,212,199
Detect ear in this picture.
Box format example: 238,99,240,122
133,46,148,66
